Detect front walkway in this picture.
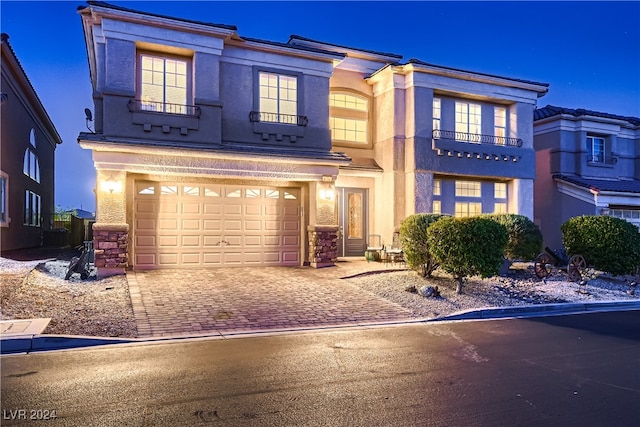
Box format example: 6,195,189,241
127,259,413,337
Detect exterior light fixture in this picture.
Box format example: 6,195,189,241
101,175,122,194
319,188,335,201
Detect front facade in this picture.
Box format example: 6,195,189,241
78,2,548,275
533,105,640,250
1,33,62,252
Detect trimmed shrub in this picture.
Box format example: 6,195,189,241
428,216,508,293
399,213,446,277
561,215,640,276
484,214,543,261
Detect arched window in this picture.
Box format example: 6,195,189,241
23,149,40,183
329,92,369,145
29,128,36,147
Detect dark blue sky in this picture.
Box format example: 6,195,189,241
2,1,639,212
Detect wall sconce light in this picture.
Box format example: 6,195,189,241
319,188,335,201
101,176,122,194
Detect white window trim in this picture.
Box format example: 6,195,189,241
137,51,193,115
330,90,370,146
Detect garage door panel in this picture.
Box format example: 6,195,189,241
158,253,179,265
203,220,221,231
203,203,222,215
136,201,156,213
137,219,156,230
181,235,200,246
245,205,261,216
283,235,299,246
158,236,178,247
264,236,281,246
136,253,156,266
224,204,242,215
283,220,300,231
203,235,223,246
245,235,262,246
159,219,178,230
160,203,179,214
224,220,242,231
182,202,201,214
135,182,301,268
181,253,201,264
283,252,300,263
244,220,262,231
181,219,201,230
265,221,281,231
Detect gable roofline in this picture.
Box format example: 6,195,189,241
535,105,640,127
1,33,62,144
288,35,403,63
405,59,549,96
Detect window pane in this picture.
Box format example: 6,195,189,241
433,179,441,196
455,181,481,197
432,200,441,214
494,183,507,199
347,192,363,239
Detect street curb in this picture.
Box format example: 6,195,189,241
2,301,639,355
431,300,640,321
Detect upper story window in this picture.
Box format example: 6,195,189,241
455,101,481,142
494,107,506,142
24,128,40,183
433,98,441,130
433,179,441,196
587,135,607,163
259,72,298,124
455,180,481,197
494,182,507,199
139,53,190,114
330,92,369,145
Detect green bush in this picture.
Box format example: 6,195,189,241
561,215,640,276
399,213,446,277
428,216,508,293
483,214,543,261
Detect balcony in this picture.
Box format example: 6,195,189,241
433,129,522,147
128,100,201,117
128,99,201,134
249,111,308,141
249,111,308,127
587,154,617,165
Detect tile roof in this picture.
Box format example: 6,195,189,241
407,59,550,88
84,1,237,31
554,174,640,194
288,35,403,61
535,105,640,126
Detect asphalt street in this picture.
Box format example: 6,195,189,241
2,311,639,426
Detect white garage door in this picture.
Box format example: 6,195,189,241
133,182,301,268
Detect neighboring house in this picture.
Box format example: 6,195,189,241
533,105,640,250
1,33,62,252
77,2,548,276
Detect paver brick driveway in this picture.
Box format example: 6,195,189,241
127,260,414,337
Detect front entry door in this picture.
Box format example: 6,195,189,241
337,187,368,257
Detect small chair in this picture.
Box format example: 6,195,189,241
365,234,383,262
384,231,404,267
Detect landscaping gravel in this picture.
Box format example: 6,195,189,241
1,257,637,339
344,263,639,319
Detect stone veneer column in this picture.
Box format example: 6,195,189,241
93,223,129,277
307,225,339,268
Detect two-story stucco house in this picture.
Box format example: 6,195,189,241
1,33,62,252
78,2,548,276
533,105,640,250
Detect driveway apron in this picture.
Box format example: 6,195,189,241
127,261,414,337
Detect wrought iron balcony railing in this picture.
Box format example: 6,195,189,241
128,99,201,117
249,111,308,126
433,129,523,147
586,154,617,165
